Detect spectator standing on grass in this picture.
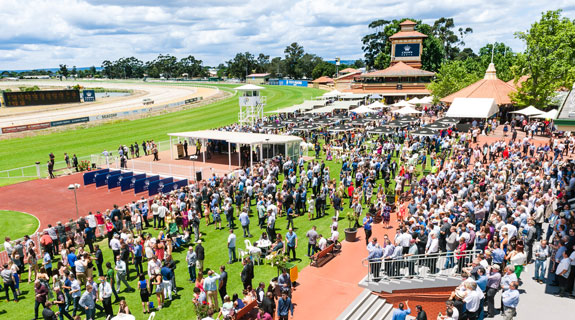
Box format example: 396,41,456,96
79,284,95,320
228,229,237,264
204,269,220,310
115,255,132,293
286,229,298,261
240,209,252,238
305,226,318,256
2,263,18,302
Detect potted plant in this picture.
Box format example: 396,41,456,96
345,211,358,242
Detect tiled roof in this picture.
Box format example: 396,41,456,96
339,68,358,74
441,78,517,105
389,31,428,39
312,76,334,83
400,20,417,26
361,62,434,77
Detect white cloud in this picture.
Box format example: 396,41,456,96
1,0,574,69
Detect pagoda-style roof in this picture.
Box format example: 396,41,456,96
389,31,427,39
312,76,334,83
441,63,516,105
361,61,434,78
400,20,417,26
339,68,358,74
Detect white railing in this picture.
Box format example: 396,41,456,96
362,249,481,282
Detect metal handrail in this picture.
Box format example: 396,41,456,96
363,249,481,282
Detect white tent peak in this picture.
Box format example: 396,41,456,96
392,106,421,115
510,105,544,116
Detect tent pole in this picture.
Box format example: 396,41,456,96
170,136,173,160
228,142,231,170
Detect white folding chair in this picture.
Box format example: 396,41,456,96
148,311,156,320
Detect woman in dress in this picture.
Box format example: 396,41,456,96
138,274,151,314
28,245,38,283
152,271,164,310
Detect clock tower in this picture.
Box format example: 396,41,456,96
389,20,427,69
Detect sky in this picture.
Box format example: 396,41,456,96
1,0,575,70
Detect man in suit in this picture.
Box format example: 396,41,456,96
195,240,205,273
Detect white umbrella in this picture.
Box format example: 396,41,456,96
418,96,433,104
409,97,421,104
392,106,421,115
531,109,558,119
351,105,375,114
393,100,414,108
510,105,544,116
367,101,388,110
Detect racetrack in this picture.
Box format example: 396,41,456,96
0,80,219,127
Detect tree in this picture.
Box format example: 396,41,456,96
311,61,337,80
361,19,390,68
431,17,473,60
178,55,206,78
477,42,518,82
71,66,77,78
255,54,270,73
362,18,445,71
297,53,322,79
427,60,481,103
226,52,258,79
284,42,304,78
267,57,285,78
58,64,69,79
512,10,575,108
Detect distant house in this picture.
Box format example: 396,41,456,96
312,76,334,88
246,73,271,85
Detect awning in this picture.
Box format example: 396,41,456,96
168,130,301,145
532,109,558,119
445,98,499,119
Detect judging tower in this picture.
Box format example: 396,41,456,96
236,84,266,125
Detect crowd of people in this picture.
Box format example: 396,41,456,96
4,107,575,320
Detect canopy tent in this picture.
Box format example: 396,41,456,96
411,127,437,137
305,101,357,113
291,124,321,131
510,105,544,116
312,118,337,125
370,94,383,99
340,93,368,100
385,120,408,128
321,90,342,99
445,98,499,119
435,117,460,124
532,109,558,119
366,101,388,110
261,122,285,130
392,106,421,115
351,104,376,114
396,116,418,122
418,96,433,104
266,105,302,113
392,100,415,108
168,130,302,169
368,126,395,135
408,97,421,104
328,125,354,132
424,122,453,130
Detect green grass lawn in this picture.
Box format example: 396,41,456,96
0,82,325,175
0,210,39,249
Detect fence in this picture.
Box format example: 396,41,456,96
362,249,481,282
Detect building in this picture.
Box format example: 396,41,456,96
349,20,434,102
440,63,517,105
311,76,334,89
554,83,575,131
246,73,270,85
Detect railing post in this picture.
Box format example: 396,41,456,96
36,161,42,179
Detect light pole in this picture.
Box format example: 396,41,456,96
68,183,80,220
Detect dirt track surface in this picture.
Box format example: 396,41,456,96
0,80,219,127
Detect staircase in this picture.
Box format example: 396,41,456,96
358,274,462,293
336,289,394,320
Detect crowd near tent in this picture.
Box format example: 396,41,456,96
445,98,499,119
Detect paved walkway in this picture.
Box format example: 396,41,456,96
291,219,398,319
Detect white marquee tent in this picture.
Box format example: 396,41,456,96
445,98,499,119
392,106,421,115
532,109,558,119
393,100,414,108
510,105,544,116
